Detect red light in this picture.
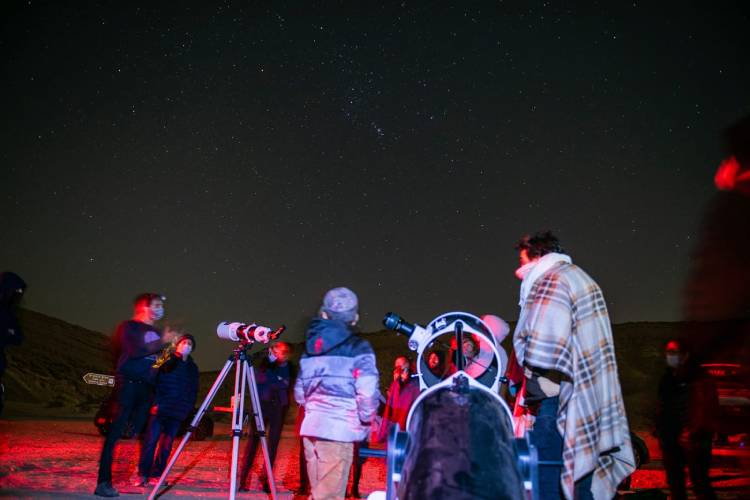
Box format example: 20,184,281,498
715,156,741,190
715,155,750,194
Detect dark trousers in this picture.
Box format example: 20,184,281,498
296,406,310,493
239,401,286,486
528,396,593,500
347,440,367,496
138,415,182,477
299,436,309,490
0,376,5,418
97,380,153,484
660,431,716,500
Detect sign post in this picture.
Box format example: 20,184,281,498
83,372,115,387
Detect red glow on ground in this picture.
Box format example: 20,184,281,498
0,419,748,497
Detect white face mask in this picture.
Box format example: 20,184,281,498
666,354,680,368
151,306,165,321
177,342,192,358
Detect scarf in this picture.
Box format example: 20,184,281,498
516,252,572,307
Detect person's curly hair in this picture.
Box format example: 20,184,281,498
515,231,565,259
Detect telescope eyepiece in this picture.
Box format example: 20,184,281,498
383,312,416,336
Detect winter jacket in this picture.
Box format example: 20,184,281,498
656,366,719,440
376,376,420,443
155,354,200,420
294,318,380,442
256,357,294,407
0,272,26,376
115,320,165,384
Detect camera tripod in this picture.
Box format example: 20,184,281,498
148,341,277,500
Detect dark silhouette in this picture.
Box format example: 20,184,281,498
0,271,26,418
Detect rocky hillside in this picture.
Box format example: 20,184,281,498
3,309,115,415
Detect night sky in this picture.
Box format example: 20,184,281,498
2,2,749,368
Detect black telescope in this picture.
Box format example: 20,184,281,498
383,312,417,336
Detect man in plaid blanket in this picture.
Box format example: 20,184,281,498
512,231,635,499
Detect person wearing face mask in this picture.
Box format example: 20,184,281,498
135,334,199,487
239,341,295,493
655,339,718,500
375,355,420,445
446,334,482,377
95,293,173,497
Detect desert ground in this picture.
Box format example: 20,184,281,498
2,414,750,499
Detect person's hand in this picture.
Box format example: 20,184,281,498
162,326,179,344
150,405,158,416
393,368,401,381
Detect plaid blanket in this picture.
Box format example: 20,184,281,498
513,262,635,499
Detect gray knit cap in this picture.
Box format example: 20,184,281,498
320,287,359,323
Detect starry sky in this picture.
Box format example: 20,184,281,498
2,2,749,368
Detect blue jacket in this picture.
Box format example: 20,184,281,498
294,318,380,442
155,354,199,420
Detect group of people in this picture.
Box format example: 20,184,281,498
94,293,200,497
287,231,638,499
41,229,707,500
87,231,641,499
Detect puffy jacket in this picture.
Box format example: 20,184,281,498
155,354,199,420
294,318,380,442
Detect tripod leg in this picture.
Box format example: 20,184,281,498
148,358,235,500
245,361,278,500
227,353,248,500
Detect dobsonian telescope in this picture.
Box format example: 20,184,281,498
381,311,547,500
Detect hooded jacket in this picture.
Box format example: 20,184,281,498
294,318,380,442
0,272,26,375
